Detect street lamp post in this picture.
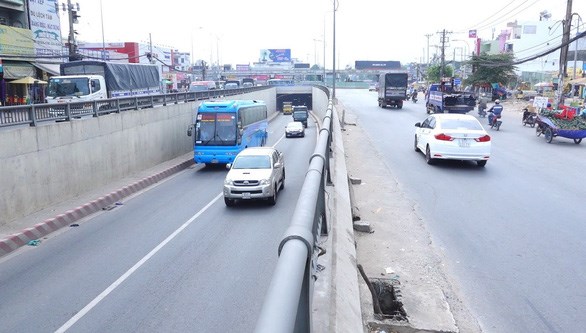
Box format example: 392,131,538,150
571,13,582,79
332,0,337,99
99,0,106,60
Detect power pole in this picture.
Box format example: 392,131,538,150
438,29,451,79
424,33,433,65
63,0,81,61
558,0,573,106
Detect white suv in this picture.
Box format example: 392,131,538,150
223,147,285,206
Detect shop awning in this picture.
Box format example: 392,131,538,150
31,62,61,76
2,61,35,79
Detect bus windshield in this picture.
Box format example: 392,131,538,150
195,112,237,146
46,78,90,97
191,100,268,165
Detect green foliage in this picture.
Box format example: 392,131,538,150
464,53,517,87
425,64,454,82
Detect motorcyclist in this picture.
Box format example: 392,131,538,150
478,93,488,116
487,99,503,126
411,89,418,101
522,99,536,121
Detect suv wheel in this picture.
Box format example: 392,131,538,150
224,197,235,207
268,184,277,205
280,169,285,190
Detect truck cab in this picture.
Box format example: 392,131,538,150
292,105,309,127
282,102,293,115
45,75,107,104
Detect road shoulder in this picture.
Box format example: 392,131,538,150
337,101,482,333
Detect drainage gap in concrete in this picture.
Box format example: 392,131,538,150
370,278,408,321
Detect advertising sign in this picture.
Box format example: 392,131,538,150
354,61,402,70
0,26,35,60
28,0,63,59
260,49,291,63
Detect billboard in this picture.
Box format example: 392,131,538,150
294,63,310,69
260,49,291,63
355,61,402,70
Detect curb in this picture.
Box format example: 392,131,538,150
312,105,363,333
0,159,194,257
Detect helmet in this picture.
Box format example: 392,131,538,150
495,99,500,104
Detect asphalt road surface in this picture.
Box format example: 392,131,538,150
0,113,317,332
337,89,586,333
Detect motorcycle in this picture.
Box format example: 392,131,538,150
478,105,487,117
488,112,502,131
522,109,537,128
412,95,418,103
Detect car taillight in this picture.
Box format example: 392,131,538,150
434,133,454,141
475,135,491,142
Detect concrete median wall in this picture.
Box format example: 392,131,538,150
0,89,277,225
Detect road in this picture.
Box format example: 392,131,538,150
0,113,317,332
337,89,586,333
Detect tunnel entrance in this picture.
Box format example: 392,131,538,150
277,93,313,111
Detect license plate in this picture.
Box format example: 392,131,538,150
458,139,470,147
242,192,251,199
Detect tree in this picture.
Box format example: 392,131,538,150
464,53,517,88
426,64,453,82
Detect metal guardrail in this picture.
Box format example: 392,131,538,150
255,99,333,333
0,86,267,128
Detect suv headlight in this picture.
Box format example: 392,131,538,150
224,178,233,186
259,179,269,185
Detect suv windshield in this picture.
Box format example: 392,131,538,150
232,155,271,169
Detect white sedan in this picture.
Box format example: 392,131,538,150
414,113,491,167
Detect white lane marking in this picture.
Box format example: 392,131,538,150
55,193,223,333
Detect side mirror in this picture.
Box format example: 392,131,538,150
226,163,232,169
415,122,421,127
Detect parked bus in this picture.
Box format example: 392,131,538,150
267,79,294,86
187,100,268,165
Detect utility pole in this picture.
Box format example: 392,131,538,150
63,0,80,61
424,33,433,65
438,29,451,79
558,0,573,106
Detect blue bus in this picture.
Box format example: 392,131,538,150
189,100,268,165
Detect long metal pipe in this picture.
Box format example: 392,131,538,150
255,102,332,333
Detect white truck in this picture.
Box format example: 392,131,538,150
45,60,161,106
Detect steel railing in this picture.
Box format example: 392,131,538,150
0,86,267,128
255,98,333,333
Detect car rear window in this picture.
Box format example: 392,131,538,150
441,119,483,130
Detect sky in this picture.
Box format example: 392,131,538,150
61,0,586,68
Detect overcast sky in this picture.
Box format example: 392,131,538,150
62,0,586,68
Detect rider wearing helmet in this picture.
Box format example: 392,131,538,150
487,99,503,126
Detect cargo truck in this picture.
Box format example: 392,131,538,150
45,60,161,105
425,80,476,114
377,71,409,109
